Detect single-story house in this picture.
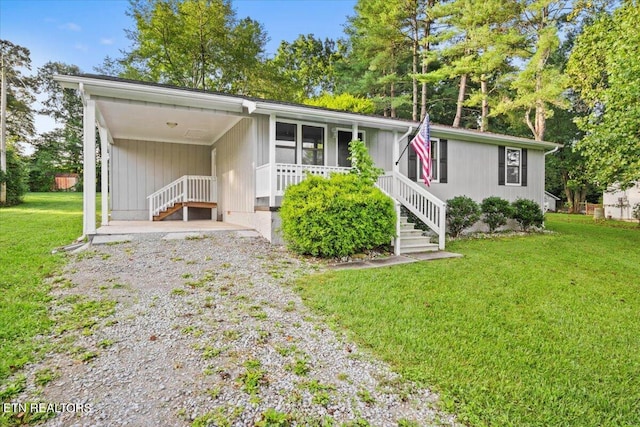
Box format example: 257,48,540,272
55,74,559,253
603,182,640,220
544,191,561,212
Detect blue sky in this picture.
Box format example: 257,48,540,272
0,0,357,71
0,0,357,135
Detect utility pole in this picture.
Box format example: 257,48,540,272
1,54,7,204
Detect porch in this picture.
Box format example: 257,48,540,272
96,219,250,235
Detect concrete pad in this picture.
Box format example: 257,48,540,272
327,251,463,270
406,251,463,261
236,230,261,238
162,232,203,241
91,235,133,245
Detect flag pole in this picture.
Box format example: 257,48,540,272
395,137,412,166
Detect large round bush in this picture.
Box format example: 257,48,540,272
280,173,396,257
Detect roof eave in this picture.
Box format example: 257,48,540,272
432,126,560,150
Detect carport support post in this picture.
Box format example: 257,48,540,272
83,98,97,236
98,125,109,226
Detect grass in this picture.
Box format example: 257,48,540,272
297,213,640,426
0,193,83,386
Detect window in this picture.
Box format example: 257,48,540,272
275,122,296,164
412,139,447,183
301,125,324,165
506,148,521,185
275,121,326,166
498,146,527,186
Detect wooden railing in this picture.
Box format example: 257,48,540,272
256,163,351,198
147,175,216,220
377,171,446,250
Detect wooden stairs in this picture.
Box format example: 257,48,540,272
153,201,217,221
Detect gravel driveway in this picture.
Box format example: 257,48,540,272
16,231,457,426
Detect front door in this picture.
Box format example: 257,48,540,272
337,130,364,167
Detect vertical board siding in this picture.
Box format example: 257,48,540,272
255,115,270,166
111,139,211,220
423,140,545,206
215,118,255,216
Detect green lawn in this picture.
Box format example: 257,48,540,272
297,214,640,426
0,193,83,386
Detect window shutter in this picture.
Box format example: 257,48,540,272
408,145,417,181
498,146,505,185
439,139,448,183
521,149,527,187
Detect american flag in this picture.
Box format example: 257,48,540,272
410,114,432,186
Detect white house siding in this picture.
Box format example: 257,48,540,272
367,129,395,172
399,138,545,207
604,182,640,220
110,139,211,220
215,117,257,227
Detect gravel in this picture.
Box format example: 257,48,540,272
13,231,459,426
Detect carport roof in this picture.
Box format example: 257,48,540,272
54,74,560,150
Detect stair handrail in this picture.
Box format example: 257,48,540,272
147,176,187,220
378,171,446,250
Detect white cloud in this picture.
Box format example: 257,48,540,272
100,38,114,46
75,43,88,52
60,22,82,32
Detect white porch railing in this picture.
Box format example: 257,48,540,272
147,175,217,220
377,171,446,250
256,163,352,198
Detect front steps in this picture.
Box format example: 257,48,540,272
397,216,439,254
153,201,217,221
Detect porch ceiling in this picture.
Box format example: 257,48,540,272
96,99,242,146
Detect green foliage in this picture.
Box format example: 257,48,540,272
0,40,36,142
511,198,544,231
297,214,640,426
0,145,28,206
271,34,340,101
446,196,480,237
0,193,82,386
304,93,375,115
567,3,640,187
348,139,383,186
632,203,640,226
480,196,512,233
255,408,292,427
102,0,269,95
280,173,395,258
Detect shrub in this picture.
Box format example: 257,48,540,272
349,139,383,186
481,196,513,233
511,198,544,231
632,203,640,226
0,145,28,206
280,173,396,258
446,196,481,237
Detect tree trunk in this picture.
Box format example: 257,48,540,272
453,73,467,127
480,75,489,132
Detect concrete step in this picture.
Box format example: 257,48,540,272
400,244,440,254
400,229,424,238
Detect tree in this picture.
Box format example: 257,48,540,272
101,0,270,94
0,145,28,205
1,40,35,204
424,0,523,130
303,93,375,114
344,0,412,118
566,2,640,188
270,34,340,102
30,62,84,191
494,0,570,141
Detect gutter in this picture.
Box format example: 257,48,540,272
545,146,560,156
